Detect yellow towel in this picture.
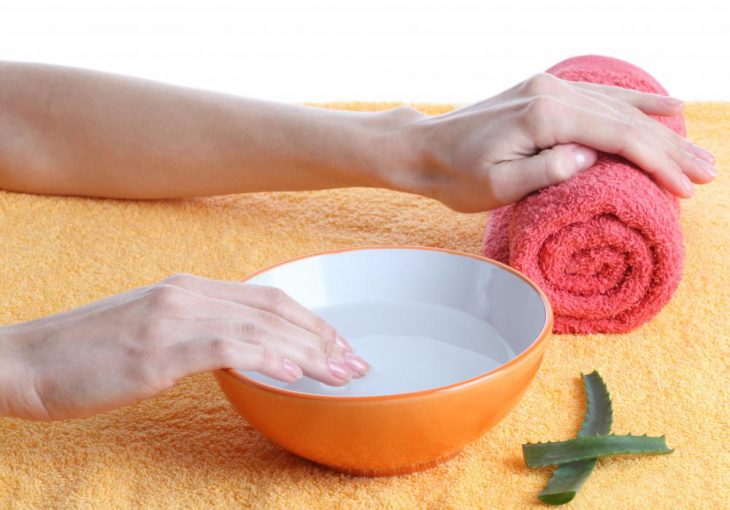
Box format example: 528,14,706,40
0,102,727,509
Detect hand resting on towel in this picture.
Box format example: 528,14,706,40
390,73,715,211
0,63,715,211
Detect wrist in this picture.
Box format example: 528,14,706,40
0,325,32,419
365,106,431,194
0,327,18,418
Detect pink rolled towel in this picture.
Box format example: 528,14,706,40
482,55,684,334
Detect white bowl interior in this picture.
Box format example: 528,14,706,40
240,249,547,396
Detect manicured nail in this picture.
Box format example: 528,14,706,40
344,352,370,378
282,358,303,381
662,97,684,109
335,334,353,352
696,158,717,178
680,173,693,195
571,145,594,171
688,143,715,164
328,358,352,381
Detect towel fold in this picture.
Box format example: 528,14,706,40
482,55,685,334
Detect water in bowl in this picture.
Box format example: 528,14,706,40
241,300,516,397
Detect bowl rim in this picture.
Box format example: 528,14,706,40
219,245,553,401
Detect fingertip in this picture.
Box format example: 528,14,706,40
344,351,370,378
553,143,598,173
327,357,353,383
571,144,598,171
679,173,694,198
687,143,715,165
486,143,596,206
647,96,684,117
661,96,684,111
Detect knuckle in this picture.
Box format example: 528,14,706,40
259,346,276,370
523,73,561,96
304,345,322,366
240,322,264,345
255,309,283,330
606,97,628,115
146,284,188,313
621,101,641,117
209,337,237,365
676,135,694,153
388,105,425,123
665,134,689,157
611,97,643,120
162,273,194,287
313,318,337,343
261,286,288,309
676,143,696,167
319,336,334,357
663,128,689,149
522,96,562,146
526,95,561,120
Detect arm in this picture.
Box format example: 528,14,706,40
0,61,409,198
0,62,715,210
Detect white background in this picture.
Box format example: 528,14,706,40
1,0,728,103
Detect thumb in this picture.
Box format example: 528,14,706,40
489,143,597,204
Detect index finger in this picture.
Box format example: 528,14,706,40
568,81,684,117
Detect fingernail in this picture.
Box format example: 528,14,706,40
282,358,303,381
696,158,717,178
688,143,715,164
680,173,694,195
572,145,595,171
328,358,352,381
662,97,684,109
344,352,370,377
335,334,353,352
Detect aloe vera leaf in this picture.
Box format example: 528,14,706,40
538,371,613,505
538,460,598,505
523,434,673,468
576,371,613,438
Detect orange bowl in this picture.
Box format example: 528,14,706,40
215,246,553,476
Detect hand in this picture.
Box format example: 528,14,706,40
0,274,369,421
380,73,717,212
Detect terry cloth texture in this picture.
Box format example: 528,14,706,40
0,101,728,509
483,55,685,334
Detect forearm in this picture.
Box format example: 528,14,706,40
0,327,10,418
0,325,25,419
0,62,416,198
